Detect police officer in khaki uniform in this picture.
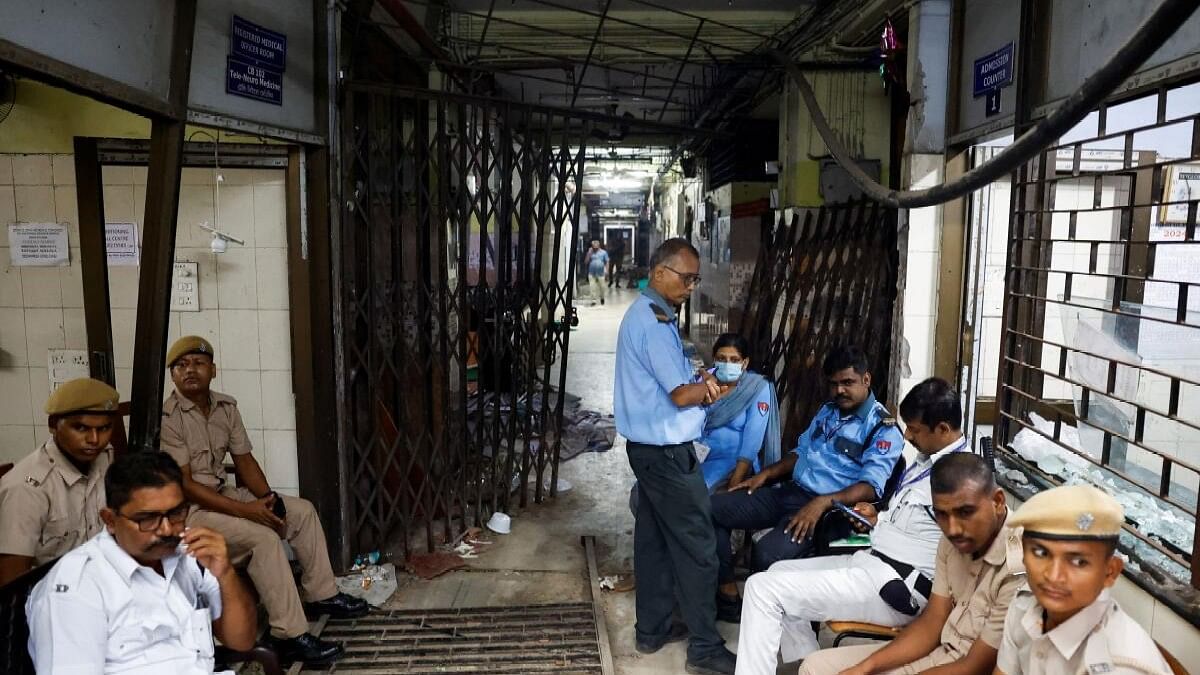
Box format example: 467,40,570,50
799,453,1025,675
160,336,365,666
995,485,1172,675
0,378,120,586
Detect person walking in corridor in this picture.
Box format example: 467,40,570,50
615,237,737,674
584,239,609,304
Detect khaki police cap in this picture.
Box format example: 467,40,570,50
44,378,120,416
1010,484,1124,540
166,335,214,369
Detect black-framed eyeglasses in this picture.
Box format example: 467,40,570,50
118,502,189,532
663,265,702,287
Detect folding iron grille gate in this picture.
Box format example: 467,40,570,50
339,85,588,557
739,201,899,442
994,82,1200,591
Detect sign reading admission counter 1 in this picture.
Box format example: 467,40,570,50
226,15,286,106
973,42,1014,117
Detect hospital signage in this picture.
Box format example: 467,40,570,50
226,15,287,106
973,42,1014,117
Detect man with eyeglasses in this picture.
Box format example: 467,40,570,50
159,336,365,666
709,345,903,623
26,451,257,674
0,378,122,586
615,237,737,675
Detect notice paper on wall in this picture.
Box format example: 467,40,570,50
48,350,90,392
106,222,140,266
8,223,69,267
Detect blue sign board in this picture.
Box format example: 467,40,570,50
972,42,1014,98
230,15,287,72
226,56,284,105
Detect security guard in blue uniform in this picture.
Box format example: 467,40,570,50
615,237,737,675
710,345,903,621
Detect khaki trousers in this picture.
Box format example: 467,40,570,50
798,643,956,675
189,487,339,638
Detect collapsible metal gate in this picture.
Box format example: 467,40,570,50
739,201,899,442
339,85,588,557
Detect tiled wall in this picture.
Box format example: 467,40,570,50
0,155,299,495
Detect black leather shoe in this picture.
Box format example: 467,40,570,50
304,592,370,619
686,646,737,674
716,593,741,624
268,633,345,665
635,621,688,654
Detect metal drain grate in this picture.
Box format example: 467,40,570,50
302,603,605,673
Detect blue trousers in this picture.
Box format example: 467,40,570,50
626,441,726,660
710,481,848,584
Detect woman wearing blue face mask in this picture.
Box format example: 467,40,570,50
699,333,781,490
629,333,781,514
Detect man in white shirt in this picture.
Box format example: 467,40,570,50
735,378,968,675
27,451,256,674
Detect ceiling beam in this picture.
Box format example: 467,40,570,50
573,0,613,107
660,18,704,122
513,0,756,58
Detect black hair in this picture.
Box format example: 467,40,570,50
649,237,700,268
899,377,962,430
105,451,184,511
713,333,751,360
930,452,996,495
822,344,870,377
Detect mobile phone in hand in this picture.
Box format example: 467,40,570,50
832,500,873,531
271,492,287,519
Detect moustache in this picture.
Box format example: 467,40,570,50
151,535,182,549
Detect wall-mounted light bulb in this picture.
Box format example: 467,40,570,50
210,234,228,254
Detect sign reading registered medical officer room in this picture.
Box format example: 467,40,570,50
226,15,287,106
973,42,1014,118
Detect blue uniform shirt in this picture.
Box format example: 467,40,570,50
587,249,609,276
614,291,705,445
790,393,903,498
698,386,770,487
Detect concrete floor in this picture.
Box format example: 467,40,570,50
386,286,742,674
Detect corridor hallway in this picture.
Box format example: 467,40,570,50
383,286,743,674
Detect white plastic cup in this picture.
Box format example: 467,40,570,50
487,512,512,534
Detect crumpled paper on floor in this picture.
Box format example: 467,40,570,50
335,562,398,607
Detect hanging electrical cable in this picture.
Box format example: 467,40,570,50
773,0,1200,209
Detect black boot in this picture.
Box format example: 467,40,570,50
267,633,345,666
686,646,737,674
635,620,688,654
304,592,369,619
715,592,741,623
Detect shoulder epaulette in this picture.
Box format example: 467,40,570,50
648,304,673,323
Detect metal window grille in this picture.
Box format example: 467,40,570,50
339,85,588,558
995,82,1200,593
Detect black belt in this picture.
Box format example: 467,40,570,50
871,549,933,600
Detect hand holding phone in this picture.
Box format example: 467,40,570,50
832,500,874,531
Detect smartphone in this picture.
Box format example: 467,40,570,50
271,492,288,519
831,500,874,531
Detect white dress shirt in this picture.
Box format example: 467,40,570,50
26,530,229,675
869,436,968,578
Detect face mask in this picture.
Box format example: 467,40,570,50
714,362,744,383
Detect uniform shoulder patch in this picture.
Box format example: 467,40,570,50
648,303,673,323
757,402,769,416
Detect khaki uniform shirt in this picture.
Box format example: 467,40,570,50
921,516,1025,664
0,439,111,564
997,588,1171,675
160,390,252,490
